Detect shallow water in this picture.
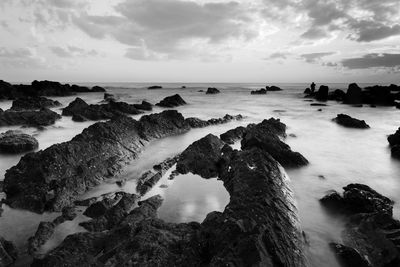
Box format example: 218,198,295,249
1,83,400,266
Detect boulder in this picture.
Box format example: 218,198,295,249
91,86,106,92
103,93,117,102
28,221,56,255
0,108,61,127
304,88,311,94
206,87,220,94
266,85,282,91
391,145,400,159
251,88,267,95
155,94,187,107
147,85,162,89
333,114,370,129
0,237,18,266
83,192,124,218
220,126,247,144
133,101,152,111
329,243,371,267
344,83,363,105
0,130,39,153
388,127,400,147
315,85,329,101
362,85,395,106
328,89,345,101
10,97,61,111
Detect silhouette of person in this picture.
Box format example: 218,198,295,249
310,82,316,93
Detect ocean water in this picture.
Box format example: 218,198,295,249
1,83,399,266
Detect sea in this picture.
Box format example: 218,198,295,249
0,82,399,266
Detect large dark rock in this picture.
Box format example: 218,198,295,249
10,97,61,111
388,127,400,147
330,243,371,267
148,85,162,89
251,88,267,95
362,85,395,106
28,221,56,255
321,184,400,266
328,89,346,101
133,101,152,111
0,130,39,153
206,87,220,94
266,85,282,91
62,97,142,121
315,85,329,101
344,83,363,105
155,94,187,107
220,126,247,144
3,110,241,213
0,237,18,266
333,114,370,129
0,108,61,127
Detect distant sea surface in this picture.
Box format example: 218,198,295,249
1,82,399,266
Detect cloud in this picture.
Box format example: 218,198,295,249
348,20,400,42
49,45,98,57
300,27,331,40
267,52,291,60
341,53,400,69
0,47,47,68
300,52,336,63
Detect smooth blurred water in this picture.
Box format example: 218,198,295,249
1,83,400,266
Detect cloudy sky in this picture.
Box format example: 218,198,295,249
1,0,400,83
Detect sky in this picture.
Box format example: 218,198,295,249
0,0,400,83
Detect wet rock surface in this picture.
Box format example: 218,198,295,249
0,130,39,153
0,108,61,127
0,80,104,100
206,87,220,94
3,110,241,213
33,129,306,266
388,127,400,159
155,94,187,107
321,184,400,267
62,97,142,121
333,114,370,129
0,237,18,266
10,97,61,111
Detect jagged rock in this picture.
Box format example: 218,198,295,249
62,98,142,121
388,127,400,147
148,85,162,89
75,192,122,207
133,101,152,111
333,114,370,129
315,85,329,101
91,86,106,92
391,145,400,159
0,130,39,153
0,108,61,127
61,206,77,221
206,87,220,94
103,93,117,102
3,110,240,213
304,88,311,94
28,221,56,255
0,237,18,266
330,243,371,267
266,85,282,91
220,126,247,144
185,114,243,128
155,94,186,107
176,134,225,178
10,97,61,111
251,88,267,95
344,83,363,105
83,192,124,218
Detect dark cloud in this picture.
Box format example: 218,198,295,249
348,20,400,42
300,27,330,40
0,47,46,68
341,53,400,69
300,52,336,63
267,52,290,60
49,46,98,58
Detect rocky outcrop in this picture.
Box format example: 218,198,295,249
32,132,306,266
83,192,125,218
148,85,162,89
344,83,363,105
333,114,370,129
185,114,243,128
0,237,18,266
62,98,142,121
321,184,400,267
10,97,61,111
103,93,117,102
315,85,329,101
251,88,267,95
388,128,400,159
329,243,371,267
266,85,282,91
328,89,346,101
133,101,152,111
0,130,39,153
0,80,105,100
0,108,61,127
206,87,220,94
155,94,187,107
220,126,247,144
3,110,242,213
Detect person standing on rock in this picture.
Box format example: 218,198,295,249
310,82,316,93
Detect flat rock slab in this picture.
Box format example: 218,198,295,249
0,130,38,153
333,114,370,129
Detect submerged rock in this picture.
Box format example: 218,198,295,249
251,88,267,95
266,85,282,91
0,108,61,127
333,114,370,129
0,130,38,153
10,97,61,111
0,237,18,266
206,87,220,94
388,128,400,159
62,97,142,121
148,85,162,89
155,94,186,107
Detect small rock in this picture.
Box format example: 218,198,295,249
206,87,220,94
333,114,370,129
0,130,39,153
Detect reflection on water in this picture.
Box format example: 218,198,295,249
0,84,400,267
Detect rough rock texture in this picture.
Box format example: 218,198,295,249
321,184,400,267
220,126,247,144
0,237,18,266
3,110,241,213
0,108,61,127
62,97,142,121
10,97,61,111
0,130,39,153
83,192,125,218
185,114,242,128
329,243,371,267
333,114,370,129
133,101,152,111
251,88,267,95
388,128,400,159
0,80,104,100
155,94,187,107
32,133,306,266
206,87,220,94
266,85,282,91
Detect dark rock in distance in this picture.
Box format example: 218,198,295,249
266,85,282,91
10,97,61,111
0,130,39,153
206,87,220,94
251,88,267,95
148,85,162,89
333,114,370,129
220,126,247,144
315,85,329,101
387,127,400,159
133,101,152,111
155,94,186,107
344,83,362,105
0,108,61,127
310,103,327,106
